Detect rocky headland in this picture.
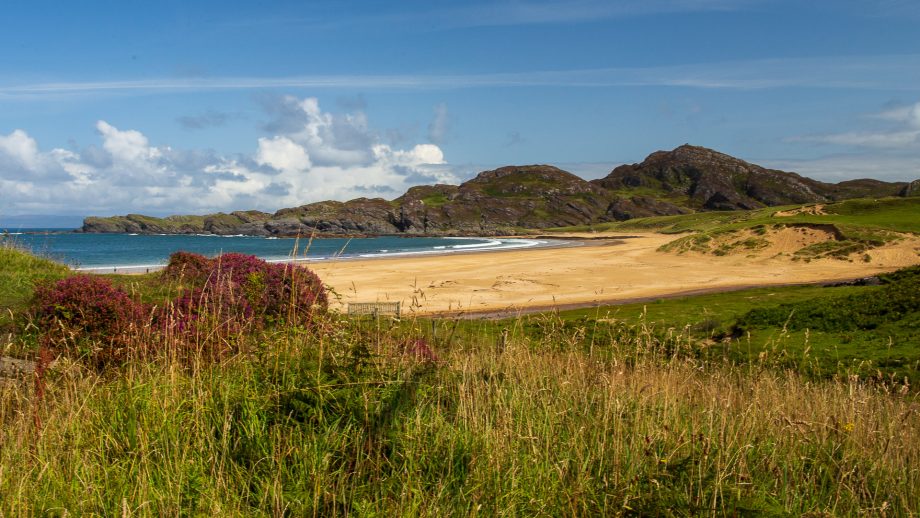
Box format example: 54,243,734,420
81,145,914,236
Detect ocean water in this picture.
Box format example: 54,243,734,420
2,229,549,270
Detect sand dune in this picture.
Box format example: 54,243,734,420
309,232,920,316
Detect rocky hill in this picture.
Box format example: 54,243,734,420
591,145,906,215
81,145,914,236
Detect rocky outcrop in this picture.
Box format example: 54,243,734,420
81,146,912,236
604,196,691,221
592,145,907,211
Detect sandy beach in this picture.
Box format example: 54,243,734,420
309,232,920,316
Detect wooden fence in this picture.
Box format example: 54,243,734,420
347,301,401,318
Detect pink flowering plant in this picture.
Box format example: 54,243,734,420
29,252,328,365
169,252,327,327
31,274,149,362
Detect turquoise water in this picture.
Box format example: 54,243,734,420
3,230,548,270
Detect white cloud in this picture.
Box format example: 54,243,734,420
4,54,920,98
96,120,161,163
256,136,312,172
875,102,920,128
790,101,920,150
0,97,458,216
791,130,920,149
370,143,446,169
764,154,920,183
0,129,42,171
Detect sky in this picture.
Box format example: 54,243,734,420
2,0,920,224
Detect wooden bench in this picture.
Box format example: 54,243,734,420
347,301,401,318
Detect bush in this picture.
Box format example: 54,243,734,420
162,252,327,328
736,265,920,333
31,275,148,361
27,253,328,365
162,250,213,282
159,280,258,352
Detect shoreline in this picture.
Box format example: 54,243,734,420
36,230,920,318
70,236,584,274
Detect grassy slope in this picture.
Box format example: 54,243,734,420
549,196,920,234
0,242,70,331
415,278,919,384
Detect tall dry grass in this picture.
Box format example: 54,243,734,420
1,312,918,515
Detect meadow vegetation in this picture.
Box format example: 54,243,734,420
1,225,919,514
550,197,920,235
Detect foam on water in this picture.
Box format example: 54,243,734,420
4,232,567,272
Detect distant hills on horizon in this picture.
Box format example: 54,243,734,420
0,214,86,230
80,144,920,237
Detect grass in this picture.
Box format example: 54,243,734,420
549,196,920,235
422,273,920,385
2,236,920,513
0,239,70,332
421,193,450,207
2,314,919,515
550,197,920,264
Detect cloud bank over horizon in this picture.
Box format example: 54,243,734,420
4,95,920,218
0,97,458,216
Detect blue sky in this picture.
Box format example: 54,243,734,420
2,0,920,221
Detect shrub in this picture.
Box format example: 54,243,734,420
162,252,327,328
31,275,148,362
735,265,920,333
162,251,213,282
28,253,328,364
159,279,257,353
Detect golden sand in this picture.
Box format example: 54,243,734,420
309,232,920,316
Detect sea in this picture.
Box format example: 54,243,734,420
2,229,552,272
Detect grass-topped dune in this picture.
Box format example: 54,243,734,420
551,196,920,263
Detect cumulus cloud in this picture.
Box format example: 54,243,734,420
0,129,41,170
256,136,312,172
260,95,376,167
0,97,458,215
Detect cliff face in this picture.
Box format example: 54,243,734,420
81,146,914,236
